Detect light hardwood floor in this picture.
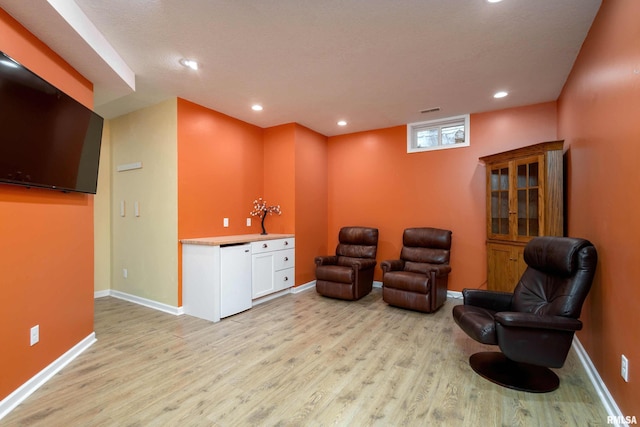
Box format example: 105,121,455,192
3,288,609,426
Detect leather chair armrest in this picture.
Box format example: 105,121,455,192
428,264,452,277
315,255,338,266
462,288,513,312
495,312,583,332
338,257,376,270
351,258,377,270
380,259,404,273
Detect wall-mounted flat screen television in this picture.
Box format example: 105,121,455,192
0,50,104,194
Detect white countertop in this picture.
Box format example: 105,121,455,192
180,233,294,246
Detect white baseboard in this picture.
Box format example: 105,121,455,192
572,337,628,427
94,289,110,298
292,280,382,291
447,290,463,299
99,290,184,316
291,280,316,294
0,333,96,421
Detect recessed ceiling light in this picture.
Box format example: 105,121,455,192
487,0,503,3
493,91,508,98
179,58,199,70
337,120,347,126
251,104,263,111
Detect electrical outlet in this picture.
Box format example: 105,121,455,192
30,325,39,346
246,217,251,226
123,268,128,279
621,354,629,382
223,218,229,227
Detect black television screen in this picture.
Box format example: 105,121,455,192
0,51,104,194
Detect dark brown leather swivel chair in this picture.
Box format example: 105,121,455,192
452,236,597,393
381,227,452,313
315,227,379,301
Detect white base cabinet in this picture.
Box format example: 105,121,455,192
182,234,295,322
251,238,295,299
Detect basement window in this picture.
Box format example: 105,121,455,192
407,114,470,153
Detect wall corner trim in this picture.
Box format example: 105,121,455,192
0,333,97,421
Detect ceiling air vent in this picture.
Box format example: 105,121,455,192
420,107,441,114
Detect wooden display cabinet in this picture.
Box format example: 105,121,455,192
480,141,564,292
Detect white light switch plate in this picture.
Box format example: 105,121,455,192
30,325,39,346
621,354,629,382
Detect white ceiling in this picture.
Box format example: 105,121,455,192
0,0,601,136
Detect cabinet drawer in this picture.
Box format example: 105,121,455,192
275,268,294,291
251,238,295,254
274,249,295,271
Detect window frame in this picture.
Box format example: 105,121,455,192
407,114,470,153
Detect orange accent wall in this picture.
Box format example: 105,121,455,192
558,0,639,417
177,98,264,304
293,125,328,285
177,98,264,238
326,102,557,289
263,123,328,285
0,9,95,400
263,124,296,235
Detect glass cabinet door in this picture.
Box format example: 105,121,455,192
489,164,510,237
515,156,542,240
488,156,544,241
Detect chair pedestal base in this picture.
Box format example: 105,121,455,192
469,352,559,393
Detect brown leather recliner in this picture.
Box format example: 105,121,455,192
381,227,452,313
315,227,379,301
452,236,598,393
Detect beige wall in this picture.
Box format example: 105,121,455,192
94,121,112,293
110,99,179,306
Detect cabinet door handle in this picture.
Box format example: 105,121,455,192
284,257,289,261
262,243,268,248
284,276,288,281
284,241,289,246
